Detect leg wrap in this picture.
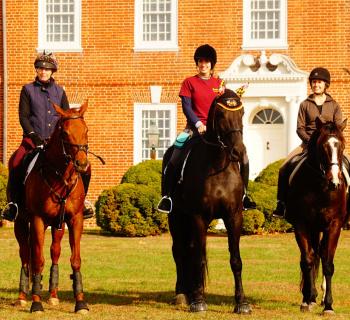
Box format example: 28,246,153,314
49,264,59,292
70,271,83,297
32,274,43,296
19,266,29,294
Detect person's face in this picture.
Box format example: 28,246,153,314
311,79,326,94
197,58,212,77
36,67,53,82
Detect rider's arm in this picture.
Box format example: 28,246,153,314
19,87,35,135
333,102,343,125
181,96,202,128
296,102,310,144
60,90,70,110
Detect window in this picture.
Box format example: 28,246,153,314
252,108,283,124
38,0,82,52
134,0,178,51
242,0,287,50
134,104,177,163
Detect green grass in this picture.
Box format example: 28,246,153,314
1,227,350,319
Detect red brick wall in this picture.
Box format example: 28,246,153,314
3,0,350,209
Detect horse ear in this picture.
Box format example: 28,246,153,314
315,116,325,130
52,103,66,117
78,100,88,116
339,118,347,132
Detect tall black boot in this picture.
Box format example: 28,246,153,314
273,167,287,218
157,163,176,213
1,170,19,222
81,170,94,219
240,161,256,210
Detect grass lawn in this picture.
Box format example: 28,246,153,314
1,227,350,319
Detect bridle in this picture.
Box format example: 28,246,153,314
201,99,243,162
59,115,89,168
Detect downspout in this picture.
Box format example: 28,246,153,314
2,0,7,164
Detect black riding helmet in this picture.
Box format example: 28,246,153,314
34,50,58,72
309,67,331,85
194,44,217,69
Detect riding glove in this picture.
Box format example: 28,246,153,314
29,132,44,147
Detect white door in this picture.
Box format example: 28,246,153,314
243,101,287,178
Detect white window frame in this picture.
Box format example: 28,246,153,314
134,103,177,163
242,0,288,50
38,0,82,52
134,0,178,52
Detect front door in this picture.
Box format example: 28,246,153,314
243,99,287,178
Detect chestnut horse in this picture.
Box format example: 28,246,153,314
163,89,251,314
286,118,348,315
14,102,89,314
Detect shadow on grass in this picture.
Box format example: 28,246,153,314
0,287,298,309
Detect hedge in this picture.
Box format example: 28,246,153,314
0,163,8,223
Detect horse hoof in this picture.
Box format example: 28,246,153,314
172,294,189,306
75,300,89,313
47,297,60,306
13,299,27,307
189,300,207,312
300,302,311,312
234,302,252,314
30,301,44,313
323,309,335,316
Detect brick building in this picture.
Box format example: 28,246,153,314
0,0,349,208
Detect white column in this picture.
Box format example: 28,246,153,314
285,96,302,152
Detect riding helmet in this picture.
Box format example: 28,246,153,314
309,67,331,85
34,50,58,72
194,44,217,69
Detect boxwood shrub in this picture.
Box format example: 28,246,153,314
96,160,167,237
0,163,8,224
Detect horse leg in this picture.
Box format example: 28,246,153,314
67,218,89,314
294,229,317,312
47,225,65,306
168,212,189,307
188,215,208,312
320,226,342,315
29,216,45,313
224,214,252,314
14,218,30,307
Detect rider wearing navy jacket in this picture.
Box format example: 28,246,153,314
1,51,93,221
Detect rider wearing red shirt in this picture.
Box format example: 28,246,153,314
158,44,256,213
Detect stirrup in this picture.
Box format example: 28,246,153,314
1,202,19,222
243,195,256,211
157,196,173,214
272,201,286,219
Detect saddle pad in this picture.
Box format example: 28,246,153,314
174,131,190,149
23,152,40,184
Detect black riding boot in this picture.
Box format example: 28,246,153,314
1,170,19,222
157,163,176,213
81,171,94,219
240,161,256,210
273,167,287,218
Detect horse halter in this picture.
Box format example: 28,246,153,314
59,115,89,168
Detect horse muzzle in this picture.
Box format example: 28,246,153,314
74,158,90,173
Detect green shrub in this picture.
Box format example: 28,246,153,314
0,163,8,223
242,210,265,235
248,159,292,233
96,160,167,237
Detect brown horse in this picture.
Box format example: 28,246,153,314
163,89,252,314
14,102,90,314
286,117,348,315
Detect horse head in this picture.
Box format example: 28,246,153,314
52,101,89,173
206,89,245,159
310,117,347,188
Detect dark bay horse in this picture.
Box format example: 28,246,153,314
286,117,348,315
163,89,251,314
14,102,90,314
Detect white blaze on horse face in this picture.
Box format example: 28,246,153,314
328,137,340,185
